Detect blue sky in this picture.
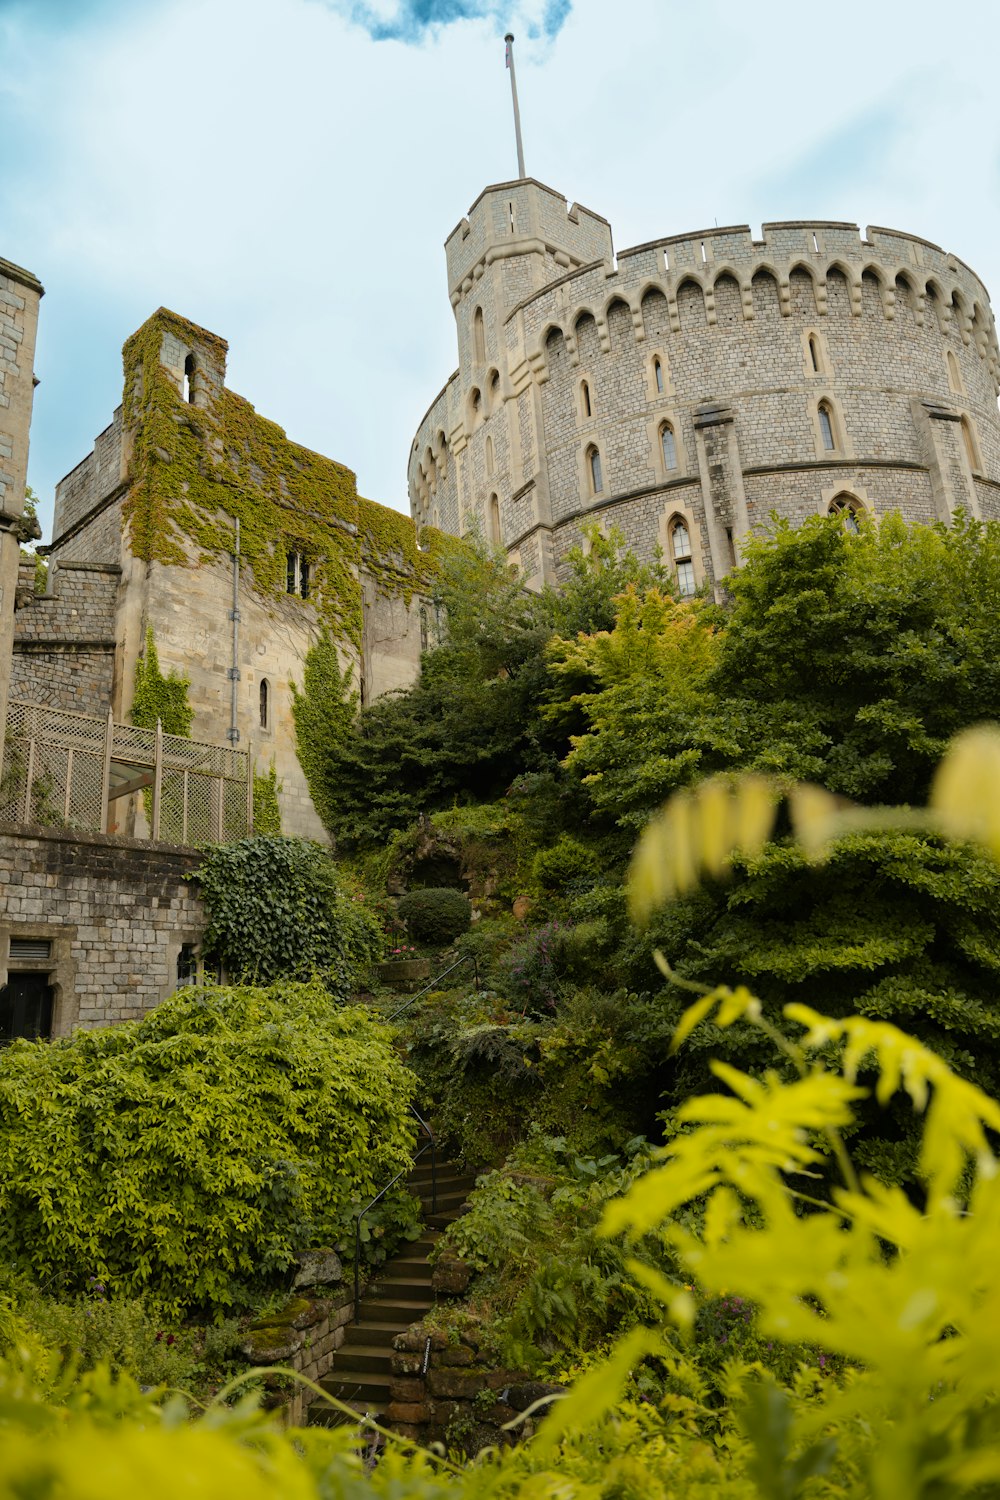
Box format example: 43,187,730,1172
2,0,999,538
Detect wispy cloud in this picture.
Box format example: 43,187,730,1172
318,0,570,43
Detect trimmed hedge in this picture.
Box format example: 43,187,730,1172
397,887,471,944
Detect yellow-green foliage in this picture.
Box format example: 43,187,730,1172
251,763,282,836
120,310,445,650
131,626,193,737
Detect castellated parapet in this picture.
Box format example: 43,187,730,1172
410,181,1000,591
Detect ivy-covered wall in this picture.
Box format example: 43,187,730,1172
35,307,454,842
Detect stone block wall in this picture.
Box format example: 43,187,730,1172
10,561,120,717
242,1286,356,1429
386,1324,561,1455
0,825,205,1033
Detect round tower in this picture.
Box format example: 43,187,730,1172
410,185,1000,593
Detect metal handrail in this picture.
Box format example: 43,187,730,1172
352,1105,437,1322
386,953,480,1022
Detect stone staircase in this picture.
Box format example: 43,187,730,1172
311,1152,476,1425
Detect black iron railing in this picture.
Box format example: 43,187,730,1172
386,953,479,1023
352,1104,437,1322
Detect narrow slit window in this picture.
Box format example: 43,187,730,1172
489,493,501,546
259,678,269,730
661,423,678,472
486,435,494,475
654,357,664,394
818,403,836,451
808,335,820,372
581,380,592,418
183,353,196,404
588,446,603,495
473,307,485,363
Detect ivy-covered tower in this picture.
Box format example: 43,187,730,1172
12,308,440,841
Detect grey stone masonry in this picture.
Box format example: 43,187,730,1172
412,186,1000,596
0,824,205,1034
11,561,120,717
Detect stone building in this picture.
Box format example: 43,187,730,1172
0,297,439,1037
11,306,437,842
409,177,1000,591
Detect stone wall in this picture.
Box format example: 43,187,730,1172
0,825,205,1033
241,1281,356,1430
411,186,1000,595
0,257,43,778
386,1323,561,1455
11,561,120,716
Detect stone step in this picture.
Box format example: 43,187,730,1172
382,1255,435,1277
343,1320,403,1347
320,1370,393,1408
357,1295,434,1322
329,1342,393,1374
365,1275,434,1300
309,1398,384,1428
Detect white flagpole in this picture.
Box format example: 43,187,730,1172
505,32,526,180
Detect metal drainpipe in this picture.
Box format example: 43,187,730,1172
228,519,240,743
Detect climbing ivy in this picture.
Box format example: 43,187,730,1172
131,626,193,737
120,309,446,650
251,763,282,836
290,629,357,835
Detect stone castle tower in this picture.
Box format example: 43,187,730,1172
409,177,1000,593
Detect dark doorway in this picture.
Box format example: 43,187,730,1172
0,972,53,1043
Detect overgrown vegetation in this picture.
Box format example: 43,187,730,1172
0,980,415,1316
196,835,384,995
131,625,194,737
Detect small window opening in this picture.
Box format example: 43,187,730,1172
812,232,819,253
808,335,820,372
473,307,485,363
183,353,196,404
663,248,670,271
654,357,664,394
581,380,592,418
489,493,501,546
509,200,515,233
286,552,311,599
259,677,269,730
588,446,603,495
700,240,707,264
670,518,696,598
661,423,678,471
486,435,494,475
177,943,198,985
0,972,53,1043
818,403,836,451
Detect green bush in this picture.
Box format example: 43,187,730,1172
397,886,471,944
1,1284,195,1389
531,835,599,892
196,836,384,997
0,981,416,1316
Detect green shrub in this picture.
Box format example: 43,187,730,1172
397,887,471,944
531,835,599,892
196,836,384,997
0,980,416,1316
5,1284,195,1389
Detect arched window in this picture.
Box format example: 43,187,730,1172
470,387,482,428
183,353,196,404
808,335,820,373
259,678,269,729
490,369,501,404
653,357,664,394
473,307,485,363
947,351,964,395
286,553,310,598
660,422,678,472
669,517,696,597
489,493,501,546
828,494,862,533
486,435,494,475
587,445,603,495
818,402,836,451
581,380,592,419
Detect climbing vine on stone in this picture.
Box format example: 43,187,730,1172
131,626,193,738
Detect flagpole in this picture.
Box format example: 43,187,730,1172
505,32,526,180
